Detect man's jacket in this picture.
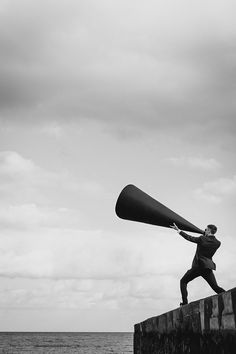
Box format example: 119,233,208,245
179,231,221,270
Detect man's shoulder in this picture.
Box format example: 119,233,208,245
211,236,221,245
201,235,221,246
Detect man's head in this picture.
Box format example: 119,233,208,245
205,224,217,236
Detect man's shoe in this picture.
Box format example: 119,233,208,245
180,302,188,306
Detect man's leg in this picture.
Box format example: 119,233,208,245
180,268,201,305
202,269,225,294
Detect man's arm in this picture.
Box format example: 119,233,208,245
179,231,201,244
170,223,201,244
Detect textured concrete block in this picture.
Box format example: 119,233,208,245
210,295,219,330
172,308,181,329
221,314,236,330
222,291,233,315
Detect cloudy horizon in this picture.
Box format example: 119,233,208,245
0,0,236,332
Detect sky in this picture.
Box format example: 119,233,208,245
0,0,236,332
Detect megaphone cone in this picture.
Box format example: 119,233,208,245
115,184,204,234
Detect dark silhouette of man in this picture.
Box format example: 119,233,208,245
171,223,225,306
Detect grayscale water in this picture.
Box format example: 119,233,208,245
0,332,133,353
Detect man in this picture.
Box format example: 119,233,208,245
171,223,225,306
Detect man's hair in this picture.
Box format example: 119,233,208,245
207,224,217,234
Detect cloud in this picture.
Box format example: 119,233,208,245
0,150,104,205
0,151,50,203
0,151,35,175
0,151,66,203
41,121,64,138
0,274,179,311
0,279,99,310
0,222,231,312
0,225,232,312
0,229,184,280
0,228,182,310
194,174,236,203
0,204,83,230
0,150,53,182
166,156,221,170
0,0,235,145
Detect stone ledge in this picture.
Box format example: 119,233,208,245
134,287,236,354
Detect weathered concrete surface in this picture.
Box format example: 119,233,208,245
134,287,236,353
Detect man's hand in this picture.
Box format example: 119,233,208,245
170,223,181,233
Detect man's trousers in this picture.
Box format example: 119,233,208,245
180,267,225,304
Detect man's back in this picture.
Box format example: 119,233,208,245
180,232,221,270
198,235,221,258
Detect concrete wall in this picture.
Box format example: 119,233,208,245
134,287,236,354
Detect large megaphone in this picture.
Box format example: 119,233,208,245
115,184,204,234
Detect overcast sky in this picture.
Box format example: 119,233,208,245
0,0,236,332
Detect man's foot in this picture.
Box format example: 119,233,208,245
180,301,188,306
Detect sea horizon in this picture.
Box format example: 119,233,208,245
0,331,133,353
0,331,133,334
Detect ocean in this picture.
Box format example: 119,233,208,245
0,332,133,354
